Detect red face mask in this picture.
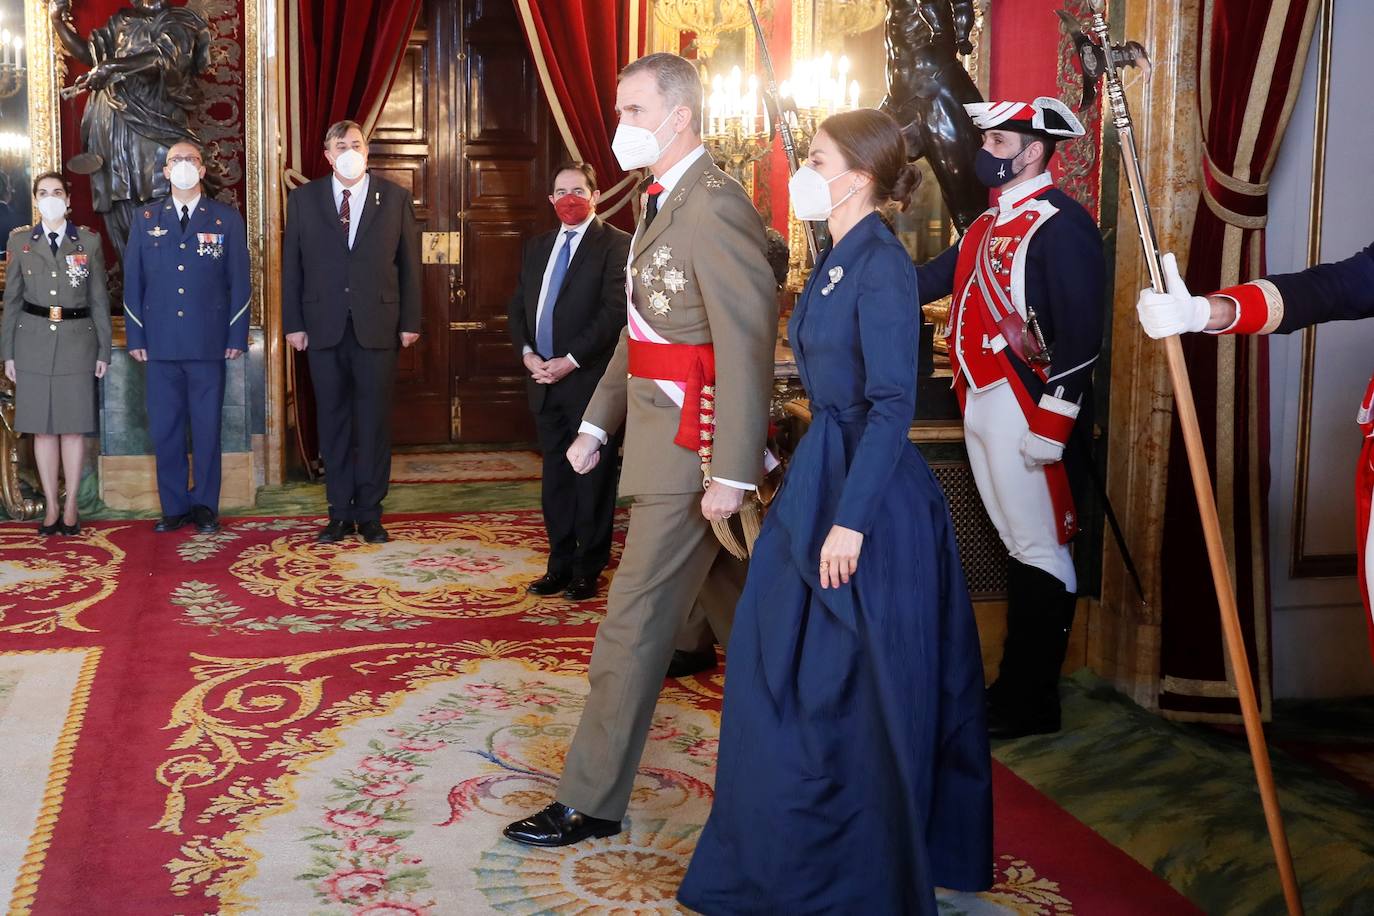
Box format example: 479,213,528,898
553,194,593,225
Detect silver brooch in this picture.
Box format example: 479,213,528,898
821,266,844,296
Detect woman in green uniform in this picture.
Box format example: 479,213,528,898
1,172,111,534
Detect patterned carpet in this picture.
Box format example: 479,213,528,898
389,451,543,485
0,463,1370,913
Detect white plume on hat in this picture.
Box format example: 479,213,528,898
963,96,1086,138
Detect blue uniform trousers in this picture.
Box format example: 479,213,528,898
146,359,226,516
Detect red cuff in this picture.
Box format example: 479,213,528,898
1028,393,1080,446
1215,279,1284,335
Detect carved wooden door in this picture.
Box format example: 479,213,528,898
369,0,555,445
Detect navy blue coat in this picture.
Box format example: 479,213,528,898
1267,243,1374,333
680,213,992,913
123,196,251,359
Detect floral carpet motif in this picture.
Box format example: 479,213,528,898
390,452,543,485
0,506,1334,914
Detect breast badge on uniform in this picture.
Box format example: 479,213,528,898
64,253,89,288
148,226,169,238
196,232,226,259
640,246,688,316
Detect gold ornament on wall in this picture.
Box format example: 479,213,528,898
815,0,886,41
653,0,753,59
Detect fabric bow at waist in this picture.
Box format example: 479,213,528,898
627,337,717,458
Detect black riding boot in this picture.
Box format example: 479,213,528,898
987,560,1077,739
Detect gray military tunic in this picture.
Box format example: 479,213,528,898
0,223,112,434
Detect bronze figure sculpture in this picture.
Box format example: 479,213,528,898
880,0,987,232
49,0,212,260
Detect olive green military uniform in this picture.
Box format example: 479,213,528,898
0,223,112,434
555,150,778,821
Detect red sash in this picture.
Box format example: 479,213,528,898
626,338,717,460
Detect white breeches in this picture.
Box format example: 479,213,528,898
963,381,1078,591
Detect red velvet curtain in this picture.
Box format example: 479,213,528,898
512,0,648,231
283,0,424,186
1158,0,1318,720
283,0,424,472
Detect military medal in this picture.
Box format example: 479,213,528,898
647,289,671,316
148,226,169,238
65,253,90,288
196,232,226,259
651,245,673,268
663,267,687,294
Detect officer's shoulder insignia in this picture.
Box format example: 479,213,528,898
703,173,725,190
9,224,28,236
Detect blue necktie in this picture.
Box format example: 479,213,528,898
536,229,576,357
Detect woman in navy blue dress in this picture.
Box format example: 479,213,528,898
678,109,992,914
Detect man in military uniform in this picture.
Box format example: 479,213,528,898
1137,243,1374,662
124,141,251,533
916,97,1105,738
503,52,777,847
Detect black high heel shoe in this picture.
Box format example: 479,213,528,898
37,519,61,536
60,519,81,536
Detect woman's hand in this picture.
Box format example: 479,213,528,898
94,360,108,379
819,524,863,589
4,359,14,383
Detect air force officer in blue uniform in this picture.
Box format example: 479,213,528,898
124,141,251,533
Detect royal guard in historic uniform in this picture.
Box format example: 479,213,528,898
916,97,1106,738
1137,243,1374,660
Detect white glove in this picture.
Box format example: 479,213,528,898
1135,252,1211,339
1020,431,1064,469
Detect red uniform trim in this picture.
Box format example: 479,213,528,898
1029,407,1076,446
1218,281,1277,335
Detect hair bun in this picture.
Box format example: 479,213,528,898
890,162,921,212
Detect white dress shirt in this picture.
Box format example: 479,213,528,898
332,173,371,250
170,193,201,228
579,144,755,491
523,212,595,366
40,220,69,247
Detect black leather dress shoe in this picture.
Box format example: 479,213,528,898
317,519,357,543
191,505,220,534
564,576,599,601
986,705,1061,740
666,648,718,679
358,520,389,543
154,514,189,533
503,803,621,848
527,572,572,596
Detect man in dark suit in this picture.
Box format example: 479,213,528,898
508,162,631,601
282,119,422,544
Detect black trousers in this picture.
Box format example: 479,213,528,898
306,317,397,523
533,381,621,579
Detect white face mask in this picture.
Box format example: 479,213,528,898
788,165,855,221
611,109,679,171
333,148,366,181
169,161,201,191
37,196,67,224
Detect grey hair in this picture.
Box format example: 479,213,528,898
620,53,702,134
324,119,367,146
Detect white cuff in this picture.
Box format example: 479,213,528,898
522,344,532,355
566,353,580,369
709,476,757,492
578,421,609,445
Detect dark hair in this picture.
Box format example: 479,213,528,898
619,53,703,134
550,161,598,194
167,139,207,162
32,171,70,197
324,119,366,146
817,108,921,211
1016,132,1058,167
